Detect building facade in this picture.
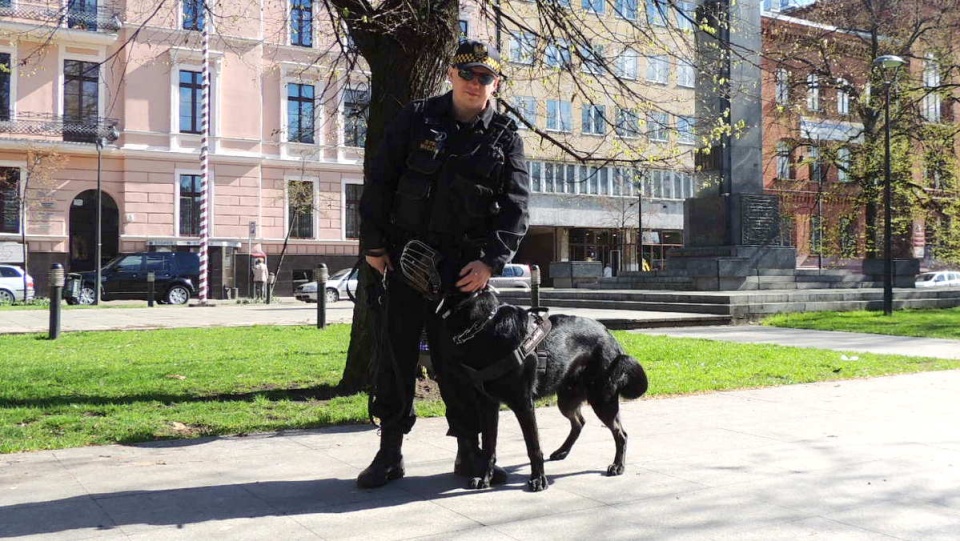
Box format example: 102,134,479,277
0,0,699,295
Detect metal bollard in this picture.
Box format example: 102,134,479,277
316,263,328,329
147,271,155,307
531,264,541,309
266,272,275,305
48,263,65,340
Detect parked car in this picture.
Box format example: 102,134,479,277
488,263,532,289
915,270,960,288
0,264,35,304
66,252,200,305
295,267,359,303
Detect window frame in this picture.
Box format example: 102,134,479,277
582,103,606,135
342,179,363,240
174,168,214,238
287,82,316,144
806,73,820,112
342,85,369,148
286,178,317,240
0,165,23,236
290,0,314,48
182,0,206,31
546,99,573,132
178,69,203,135
646,55,669,85
647,111,669,143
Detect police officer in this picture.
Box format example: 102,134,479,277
357,40,529,488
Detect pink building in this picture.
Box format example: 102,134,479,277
0,0,365,295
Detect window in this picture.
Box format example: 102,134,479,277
837,147,851,182
547,100,572,132
0,53,9,121
288,180,314,238
0,167,19,234
545,40,572,69
67,0,99,31
923,57,941,123
808,145,823,182
583,0,604,14
676,1,695,31
178,70,202,134
806,73,819,112
775,68,789,105
647,111,669,142
458,19,469,39
616,108,639,137
582,43,604,75
810,215,821,253
646,55,669,84
179,174,202,236
63,60,99,143
344,183,362,239
615,0,638,19
677,115,695,144
840,217,857,257
582,104,606,135
529,161,543,192
343,87,368,147
618,49,638,80
511,96,536,129
509,32,536,65
836,79,850,115
647,0,668,26
776,141,792,179
677,59,695,88
287,83,315,143
291,0,313,47
183,0,205,31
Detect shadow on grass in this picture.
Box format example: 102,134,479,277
0,383,357,409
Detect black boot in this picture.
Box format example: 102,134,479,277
357,429,405,489
453,437,507,485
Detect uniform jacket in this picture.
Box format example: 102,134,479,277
359,92,529,273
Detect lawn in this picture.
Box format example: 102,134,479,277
763,307,960,339
3,323,959,453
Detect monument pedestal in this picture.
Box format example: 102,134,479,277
862,258,920,288
666,193,797,291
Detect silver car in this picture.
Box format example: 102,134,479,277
488,263,532,289
0,264,36,304
295,267,359,303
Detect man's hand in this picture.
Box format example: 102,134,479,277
365,253,393,275
456,260,493,292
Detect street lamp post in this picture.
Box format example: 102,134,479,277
872,54,905,316
94,126,120,306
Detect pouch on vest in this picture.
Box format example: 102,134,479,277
392,150,441,232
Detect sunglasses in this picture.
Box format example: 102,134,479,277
457,68,497,86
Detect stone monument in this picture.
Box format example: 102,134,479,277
666,0,798,290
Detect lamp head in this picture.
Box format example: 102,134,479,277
873,55,905,71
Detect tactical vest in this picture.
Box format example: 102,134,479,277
390,99,517,246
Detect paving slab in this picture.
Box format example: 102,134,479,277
3,370,960,540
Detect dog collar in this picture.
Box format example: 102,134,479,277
450,306,499,345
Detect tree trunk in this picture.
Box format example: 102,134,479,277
338,6,458,392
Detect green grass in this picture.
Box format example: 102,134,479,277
2,324,959,453
763,307,960,339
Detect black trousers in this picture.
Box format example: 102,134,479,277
370,271,497,438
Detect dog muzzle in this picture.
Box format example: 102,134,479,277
399,239,443,301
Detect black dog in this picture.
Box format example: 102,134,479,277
440,288,648,491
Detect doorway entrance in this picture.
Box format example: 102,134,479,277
69,189,119,272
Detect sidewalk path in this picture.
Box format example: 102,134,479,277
3,370,959,540
0,299,720,335
633,325,960,360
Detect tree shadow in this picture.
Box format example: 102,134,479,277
0,472,535,537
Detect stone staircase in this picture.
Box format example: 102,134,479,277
498,287,960,322
580,268,884,291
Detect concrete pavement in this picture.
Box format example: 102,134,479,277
0,298,726,335
3,370,960,540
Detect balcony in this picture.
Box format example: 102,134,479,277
0,111,119,144
0,0,121,34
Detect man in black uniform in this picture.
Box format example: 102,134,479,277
357,40,529,488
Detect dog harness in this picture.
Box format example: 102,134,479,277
459,308,553,389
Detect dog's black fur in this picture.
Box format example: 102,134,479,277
442,288,648,491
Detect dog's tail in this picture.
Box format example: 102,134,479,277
614,354,648,399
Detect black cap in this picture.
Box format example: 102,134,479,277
452,40,502,75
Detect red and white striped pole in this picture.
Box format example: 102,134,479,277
198,6,211,303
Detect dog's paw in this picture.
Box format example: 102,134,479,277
468,476,491,490
549,449,569,461
606,463,625,476
527,475,549,492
